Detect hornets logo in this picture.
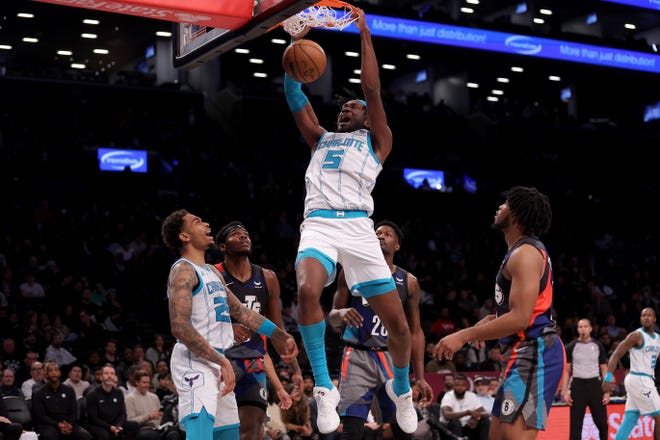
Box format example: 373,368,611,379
181,369,204,390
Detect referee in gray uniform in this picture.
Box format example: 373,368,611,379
561,318,610,440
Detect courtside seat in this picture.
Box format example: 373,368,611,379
3,395,33,430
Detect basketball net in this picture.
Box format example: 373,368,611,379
279,0,358,36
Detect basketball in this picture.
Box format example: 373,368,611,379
282,39,327,83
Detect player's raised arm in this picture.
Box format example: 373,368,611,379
355,8,392,162
282,26,326,149
282,31,325,150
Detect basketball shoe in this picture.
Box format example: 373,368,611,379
385,379,418,434
314,386,340,434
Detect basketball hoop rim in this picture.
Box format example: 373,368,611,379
268,0,359,35
310,0,357,11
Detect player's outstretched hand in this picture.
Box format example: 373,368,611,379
433,330,468,360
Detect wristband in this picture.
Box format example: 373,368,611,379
284,73,308,113
257,319,277,337
604,372,613,383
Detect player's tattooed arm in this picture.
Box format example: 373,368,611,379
168,261,227,365
226,289,269,331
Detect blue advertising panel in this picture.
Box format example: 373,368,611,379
463,174,477,194
97,148,148,173
328,14,660,74
602,0,660,11
403,167,445,190
644,100,660,122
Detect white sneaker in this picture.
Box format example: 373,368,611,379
313,386,340,434
385,379,418,434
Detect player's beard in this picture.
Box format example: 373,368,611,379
454,390,466,399
492,215,510,231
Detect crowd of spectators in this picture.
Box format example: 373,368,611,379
0,75,658,437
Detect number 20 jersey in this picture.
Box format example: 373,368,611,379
341,266,408,349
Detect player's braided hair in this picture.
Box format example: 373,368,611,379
161,209,189,250
504,186,552,237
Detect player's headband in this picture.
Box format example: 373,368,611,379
217,221,245,244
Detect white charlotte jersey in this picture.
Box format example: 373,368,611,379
169,258,234,351
303,129,381,218
629,328,660,378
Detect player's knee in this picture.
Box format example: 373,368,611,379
296,281,319,298
296,274,327,301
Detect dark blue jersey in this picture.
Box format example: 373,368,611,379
216,262,270,359
341,266,408,349
495,236,556,347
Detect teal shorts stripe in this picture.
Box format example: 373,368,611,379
351,277,396,298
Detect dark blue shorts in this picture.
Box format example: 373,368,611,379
231,357,267,410
492,331,566,430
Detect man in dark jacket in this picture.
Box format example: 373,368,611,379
32,361,92,439
85,364,138,440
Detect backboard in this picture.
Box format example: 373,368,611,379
174,0,316,69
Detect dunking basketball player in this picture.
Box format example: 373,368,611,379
161,209,299,440
283,8,417,435
214,221,301,440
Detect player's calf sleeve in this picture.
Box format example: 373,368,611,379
616,411,639,440
393,365,411,395
298,320,332,389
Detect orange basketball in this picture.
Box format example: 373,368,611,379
282,39,327,83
